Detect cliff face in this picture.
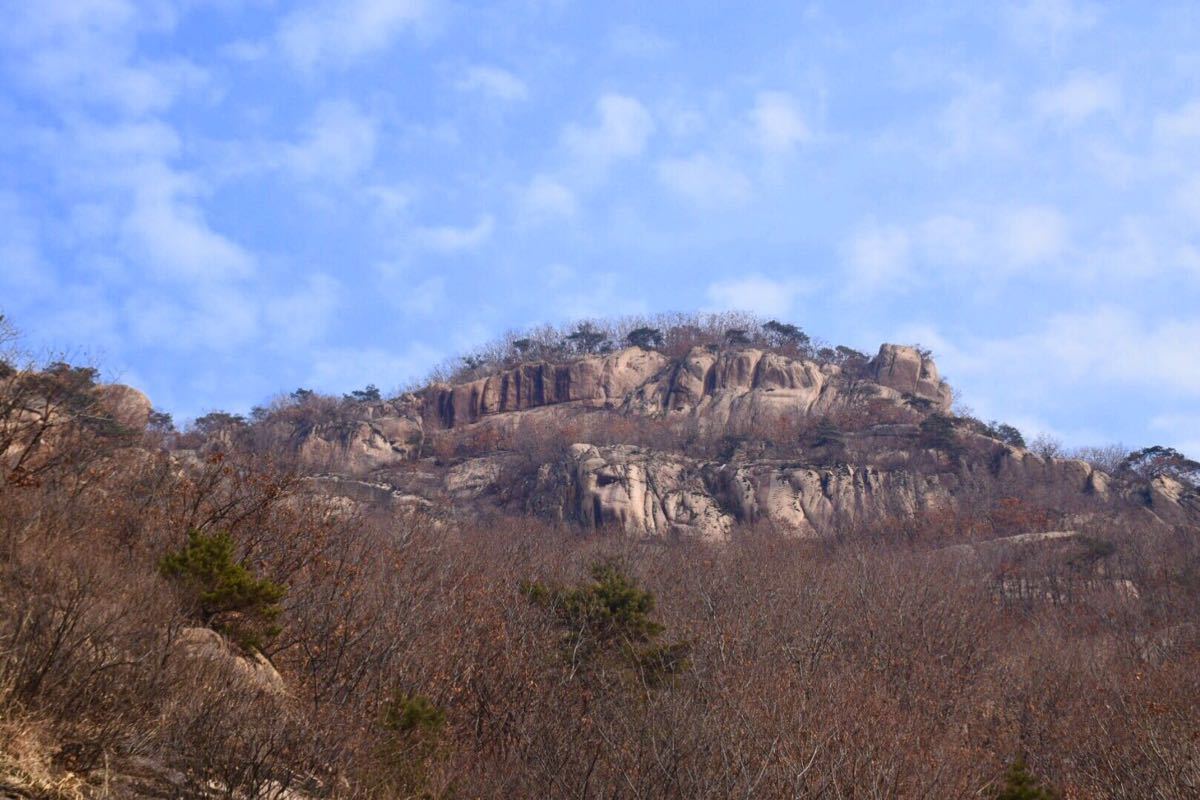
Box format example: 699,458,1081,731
425,347,670,428
289,342,952,474
245,342,1199,539
425,343,951,432
524,440,1127,541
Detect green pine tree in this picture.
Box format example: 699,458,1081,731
995,758,1058,800
160,529,286,652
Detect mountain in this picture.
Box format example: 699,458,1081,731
195,339,1197,540
2,319,1198,799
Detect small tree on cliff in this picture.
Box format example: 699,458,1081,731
566,323,609,355
920,413,962,457
724,328,751,347
762,320,810,351
1119,445,1200,486
625,327,664,350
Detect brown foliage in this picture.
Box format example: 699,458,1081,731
2,359,1199,798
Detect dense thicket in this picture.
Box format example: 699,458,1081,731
1,321,1198,798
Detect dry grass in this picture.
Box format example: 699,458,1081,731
0,720,86,800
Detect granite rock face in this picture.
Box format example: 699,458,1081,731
426,347,670,428
522,440,1150,541
868,344,953,411
424,343,951,433
295,414,424,473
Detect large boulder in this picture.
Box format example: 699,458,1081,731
296,414,423,472
869,344,952,412
95,383,153,430
174,626,286,696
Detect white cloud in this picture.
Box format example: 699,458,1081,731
563,94,654,171
896,308,1200,450
121,167,255,284
517,175,577,224
656,154,752,206
455,65,528,102
847,205,1069,289
277,0,432,70
609,24,673,58
414,214,495,253
1177,176,1200,223
0,192,53,295
750,91,810,154
2,0,205,116
1032,72,1120,125
1155,100,1200,142
916,215,981,267
1150,413,1200,457
549,271,648,320
124,284,259,352
309,342,442,394
938,78,1016,160
1178,245,1200,279
367,184,413,224
400,276,446,315
845,222,912,291
1004,0,1098,47
264,273,343,347
997,205,1068,268
968,308,1200,395
705,275,808,317
285,100,378,181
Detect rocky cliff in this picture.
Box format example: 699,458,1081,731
287,343,951,473
258,342,1199,540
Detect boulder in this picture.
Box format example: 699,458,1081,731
869,344,952,411
95,383,152,430
174,626,286,696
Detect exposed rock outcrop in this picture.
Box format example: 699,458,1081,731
194,340,1200,539
520,441,1153,541
96,384,153,430
424,343,950,434
426,347,669,428
868,344,952,411
537,444,733,540
295,414,423,473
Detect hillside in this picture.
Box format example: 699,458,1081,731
1,317,1198,799
183,321,1198,541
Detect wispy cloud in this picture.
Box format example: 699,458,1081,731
705,275,809,317
562,93,654,174
455,65,528,102
516,175,577,225
1032,72,1120,125
844,222,912,292
414,214,495,253
1004,0,1098,48
284,100,379,181
277,0,433,70
657,154,752,206
750,91,810,154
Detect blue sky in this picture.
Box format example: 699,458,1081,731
2,0,1199,453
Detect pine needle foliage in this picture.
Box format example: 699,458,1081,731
159,529,286,652
994,758,1058,800
523,560,688,686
